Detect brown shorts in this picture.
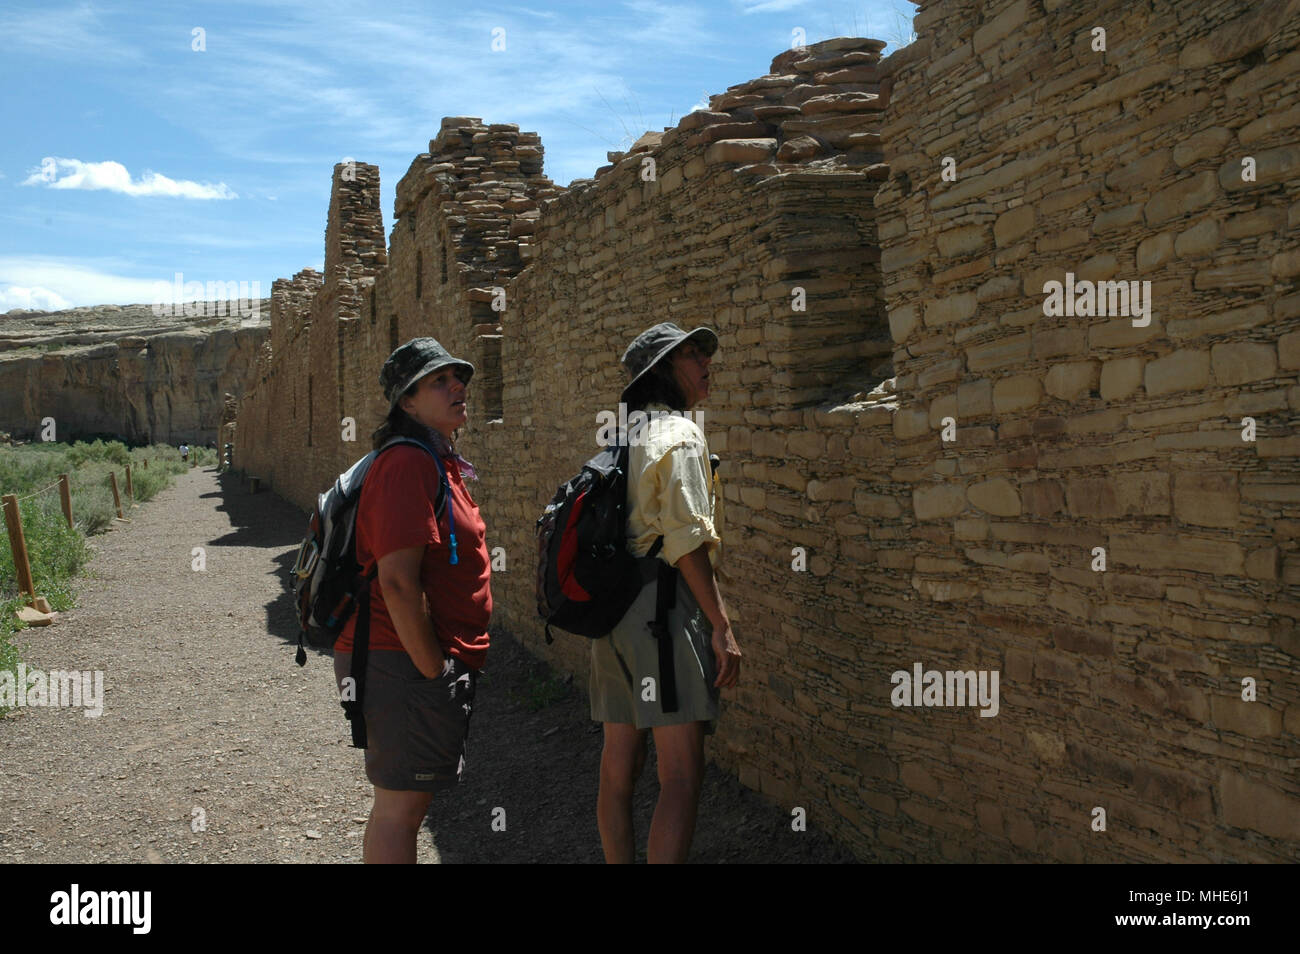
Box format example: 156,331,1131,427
333,649,477,792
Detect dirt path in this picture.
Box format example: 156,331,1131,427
0,467,854,863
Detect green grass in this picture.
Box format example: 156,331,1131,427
511,669,572,712
0,439,196,716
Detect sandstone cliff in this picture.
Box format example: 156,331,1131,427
0,302,269,444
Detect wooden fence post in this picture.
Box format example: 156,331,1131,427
109,472,124,519
2,494,37,606
125,463,135,503
58,474,73,529
143,459,148,470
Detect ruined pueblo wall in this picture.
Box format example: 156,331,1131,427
860,0,1299,860
236,0,1299,862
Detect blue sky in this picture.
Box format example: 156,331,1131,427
0,0,916,313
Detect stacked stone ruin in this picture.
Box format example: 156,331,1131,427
236,1,1299,861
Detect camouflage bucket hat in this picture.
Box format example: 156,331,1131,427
619,322,718,403
380,337,474,410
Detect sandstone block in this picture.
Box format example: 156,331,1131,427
1171,127,1234,167
924,293,977,328
678,110,733,130
776,135,824,162
1239,104,1300,145
1145,349,1210,396
1211,697,1281,738
893,406,930,440
1144,171,1219,225
1104,149,1171,192
800,92,882,115
807,477,855,501
1219,770,1300,840
1068,473,1170,519
889,304,919,342
1173,472,1239,528
1092,203,1144,233
1089,318,1161,349
992,374,1041,413
912,578,980,602
1279,331,1300,369
967,333,1029,373
787,431,827,459
929,393,956,428
973,0,1029,54
937,225,989,258
1224,207,1284,239
1211,342,1276,386
1108,531,1244,574
913,483,966,520
1021,480,1064,516
1100,356,1143,400
1136,233,1174,272
1068,63,1173,114
968,478,1021,516
705,139,777,164
957,378,993,416
855,491,902,518
994,205,1034,247
1220,144,1300,191
1194,261,1272,289
1043,360,1097,401
1272,250,1300,278
1174,217,1222,258
1034,327,1086,361
1167,303,1269,341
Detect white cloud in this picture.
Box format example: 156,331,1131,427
0,285,72,313
736,0,809,13
0,257,181,308
0,2,140,62
21,158,237,199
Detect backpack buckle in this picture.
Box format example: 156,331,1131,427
291,540,319,579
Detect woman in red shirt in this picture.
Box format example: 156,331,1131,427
333,337,492,863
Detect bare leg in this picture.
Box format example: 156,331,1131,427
364,786,434,864
597,723,648,864
647,721,705,864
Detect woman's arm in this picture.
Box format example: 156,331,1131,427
377,545,447,679
675,544,741,688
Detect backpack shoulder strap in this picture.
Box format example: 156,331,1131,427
376,437,449,519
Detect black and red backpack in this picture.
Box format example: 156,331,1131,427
535,438,663,643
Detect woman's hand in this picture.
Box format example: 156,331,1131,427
675,544,740,689
710,621,742,689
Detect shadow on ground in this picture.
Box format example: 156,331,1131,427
426,630,859,863
206,469,313,659
210,467,858,862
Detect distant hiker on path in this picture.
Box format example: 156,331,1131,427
332,337,492,864
592,322,742,863
179,443,189,462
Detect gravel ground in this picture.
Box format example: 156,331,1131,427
0,466,855,863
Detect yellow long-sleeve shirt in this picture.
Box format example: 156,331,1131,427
625,402,721,569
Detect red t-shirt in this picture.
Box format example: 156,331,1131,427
333,444,491,669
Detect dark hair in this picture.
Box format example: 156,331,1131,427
370,404,428,450
624,353,688,412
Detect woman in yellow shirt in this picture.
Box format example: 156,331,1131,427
590,322,743,863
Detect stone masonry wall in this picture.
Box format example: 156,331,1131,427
235,5,1299,862
857,0,1299,860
